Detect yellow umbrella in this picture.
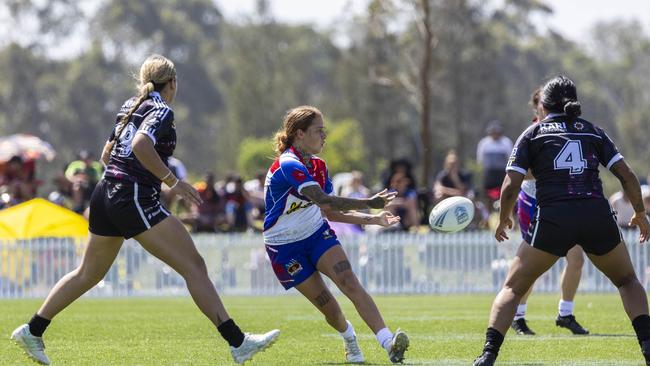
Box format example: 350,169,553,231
0,199,88,284
0,198,88,239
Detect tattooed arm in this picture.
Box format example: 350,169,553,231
322,208,400,227
301,185,397,211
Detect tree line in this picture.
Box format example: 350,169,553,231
1,0,649,191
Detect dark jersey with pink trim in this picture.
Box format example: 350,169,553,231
506,114,622,206
104,91,176,187
263,147,333,245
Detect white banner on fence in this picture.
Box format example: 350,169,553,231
0,230,647,298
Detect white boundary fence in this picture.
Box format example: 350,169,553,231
1,230,648,298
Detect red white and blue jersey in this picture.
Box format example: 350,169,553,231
263,147,333,245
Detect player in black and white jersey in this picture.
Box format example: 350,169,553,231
11,55,278,365
473,76,650,366
511,88,589,336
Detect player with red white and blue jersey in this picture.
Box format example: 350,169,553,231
511,88,589,336
473,76,650,366
264,106,409,364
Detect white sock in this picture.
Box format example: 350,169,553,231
375,327,393,352
558,300,574,317
339,320,356,340
513,303,527,320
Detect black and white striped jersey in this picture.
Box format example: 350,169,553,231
104,91,176,187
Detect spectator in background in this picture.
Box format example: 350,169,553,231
341,171,370,200
65,150,103,214
330,171,370,235
385,171,419,230
244,172,266,223
433,150,473,203
162,156,188,211
383,158,416,192
476,120,513,208
65,150,103,185
224,175,252,232
185,172,225,232
609,190,635,228
48,168,74,209
383,158,432,227
0,155,36,205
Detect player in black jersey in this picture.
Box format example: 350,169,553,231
11,55,278,365
473,76,650,366
511,88,589,336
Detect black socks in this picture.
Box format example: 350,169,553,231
482,327,505,356
28,314,51,337
633,314,650,345
217,319,245,348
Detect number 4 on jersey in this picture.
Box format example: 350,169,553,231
554,140,587,174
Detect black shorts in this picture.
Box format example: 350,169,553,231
88,178,170,239
523,198,622,257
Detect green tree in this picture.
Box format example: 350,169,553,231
221,21,340,147
320,119,367,175
0,44,47,135
237,137,275,180
95,0,226,172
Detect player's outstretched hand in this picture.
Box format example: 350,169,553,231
376,211,401,227
495,217,513,242
629,212,650,243
368,189,398,209
171,181,203,206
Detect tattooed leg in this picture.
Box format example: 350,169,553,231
333,260,351,274
295,272,347,332
315,289,332,307
318,245,388,333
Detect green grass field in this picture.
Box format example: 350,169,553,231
0,294,645,365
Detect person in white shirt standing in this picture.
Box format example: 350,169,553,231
477,120,513,208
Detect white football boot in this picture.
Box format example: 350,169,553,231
230,329,280,364
10,324,51,365
343,335,365,363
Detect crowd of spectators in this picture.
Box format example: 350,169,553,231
3,121,650,234
0,156,38,208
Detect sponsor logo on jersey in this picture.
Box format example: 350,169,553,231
285,259,303,276
292,169,307,183
454,206,469,225
573,121,584,130
322,229,333,240
539,122,567,134
286,201,314,215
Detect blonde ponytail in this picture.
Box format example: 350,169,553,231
273,131,291,155
110,55,176,143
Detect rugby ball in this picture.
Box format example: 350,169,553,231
429,196,474,233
